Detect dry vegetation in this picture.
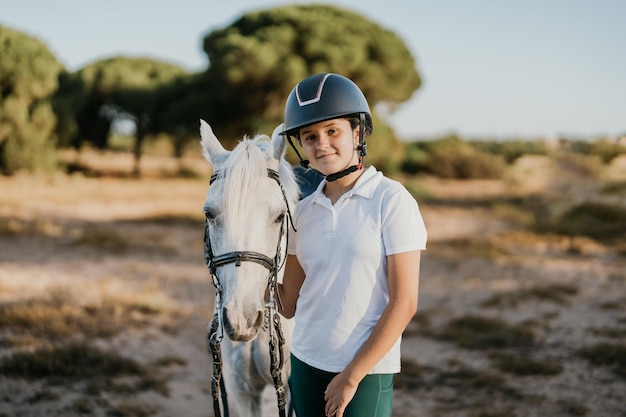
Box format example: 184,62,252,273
1,148,625,417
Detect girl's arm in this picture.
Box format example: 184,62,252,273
323,250,421,417
276,254,306,319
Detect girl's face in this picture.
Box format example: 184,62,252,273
299,119,359,176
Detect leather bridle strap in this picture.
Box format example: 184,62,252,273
210,251,275,271
205,166,293,417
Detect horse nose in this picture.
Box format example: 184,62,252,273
222,307,264,342
252,310,264,328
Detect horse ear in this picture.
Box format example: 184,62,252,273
200,119,228,163
270,123,287,161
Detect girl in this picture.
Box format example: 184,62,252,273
277,73,427,417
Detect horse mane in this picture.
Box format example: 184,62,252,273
220,134,299,241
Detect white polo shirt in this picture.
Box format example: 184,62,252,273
288,166,427,374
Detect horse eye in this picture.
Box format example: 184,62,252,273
275,213,286,224
204,210,217,224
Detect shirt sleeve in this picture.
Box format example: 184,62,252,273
381,187,427,255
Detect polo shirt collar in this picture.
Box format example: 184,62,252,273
311,166,381,204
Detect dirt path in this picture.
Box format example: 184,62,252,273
1,170,625,417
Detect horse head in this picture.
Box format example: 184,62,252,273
200,120,298,342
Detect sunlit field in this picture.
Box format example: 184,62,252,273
1,148,625,417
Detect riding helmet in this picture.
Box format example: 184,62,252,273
282,73,373,137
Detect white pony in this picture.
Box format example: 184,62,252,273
200,119,298,417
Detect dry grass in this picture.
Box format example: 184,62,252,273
0,281,179,349
489,352,563,376
577,343,626,379
436,315,537,350
0,171,209,224
428,237,511,261
394,357,522,417
0,342,147,379
481,283,579,308
2,151,626,417
0,280,183,407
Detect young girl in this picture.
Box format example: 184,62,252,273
277,73,427,417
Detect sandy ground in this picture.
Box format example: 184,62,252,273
1,154,625,417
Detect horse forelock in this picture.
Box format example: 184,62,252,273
217,133,300,243
221,135,271,242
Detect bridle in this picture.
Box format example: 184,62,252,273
205,168,294,289
204,167,295,417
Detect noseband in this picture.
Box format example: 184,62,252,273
204,167,295,417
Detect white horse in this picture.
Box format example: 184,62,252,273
200,119,298,417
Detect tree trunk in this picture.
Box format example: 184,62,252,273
132,114,149,177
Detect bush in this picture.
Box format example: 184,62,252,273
548,201,626,241
578,343,626,378
472,140,549,164
0,342,146,379
402,135,505,179
365,115,407,175
568,139,626,164
481,283,579,307
401,142,430,174
437,315,536,350
490,353,563,376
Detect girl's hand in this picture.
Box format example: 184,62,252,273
324,372,359,417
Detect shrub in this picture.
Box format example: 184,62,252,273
472,140,549,164
437,315,536,350
0,290,167,341
402,136,505,179
400,144,430,174
490,353,563,376
549,201,626,241
568,139,626,164
433,363,520,399
0,342,145,379
0,342,170,396
602,180,626,195
577,343,626,378
481,283,579,308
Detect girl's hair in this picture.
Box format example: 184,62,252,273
296,116,371,143
346,115,372,138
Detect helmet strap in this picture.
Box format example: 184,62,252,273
327,115,366,182
356,113,367,158
326,164,358,182
285,134,310,169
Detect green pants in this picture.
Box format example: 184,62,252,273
289,354,394,417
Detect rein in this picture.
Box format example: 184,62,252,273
204,168,294,417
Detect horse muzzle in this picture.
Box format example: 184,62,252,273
222,306,264,342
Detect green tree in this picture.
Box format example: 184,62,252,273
150,72,214,158
202,4,421,164
71,57,187,175
0,25,63,174
52,70,90,150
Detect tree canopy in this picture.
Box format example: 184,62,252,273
0,25,63,173
68,57,188,174
1,4,423,175
203,4,421,137
72,56,188,147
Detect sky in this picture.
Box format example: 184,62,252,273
1,0,625,140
